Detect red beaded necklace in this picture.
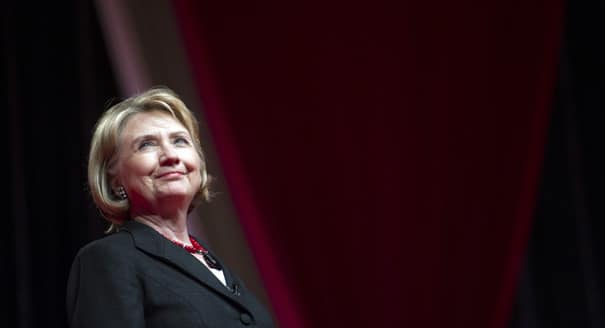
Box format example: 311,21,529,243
170,237,222,270
170,237,206,254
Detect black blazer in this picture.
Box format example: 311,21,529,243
66,220,275,328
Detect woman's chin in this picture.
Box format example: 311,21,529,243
154,188,196,201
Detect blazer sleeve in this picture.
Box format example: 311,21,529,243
66,243,145,328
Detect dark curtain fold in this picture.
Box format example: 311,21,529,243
170,0,563,326
511,0,605,326
2,1,118,327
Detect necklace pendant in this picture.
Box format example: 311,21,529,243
203,253,222,270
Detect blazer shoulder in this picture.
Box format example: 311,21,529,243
75,231,136,262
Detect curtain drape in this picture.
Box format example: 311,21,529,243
511,0,605,326
170,0,564,326
2,1,118,326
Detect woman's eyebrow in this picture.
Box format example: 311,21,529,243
170,130,189,136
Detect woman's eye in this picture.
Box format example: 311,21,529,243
174,137,190,145
138,140,155,149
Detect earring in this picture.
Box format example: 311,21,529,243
116,186,128,200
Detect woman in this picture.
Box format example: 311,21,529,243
66,87,275,327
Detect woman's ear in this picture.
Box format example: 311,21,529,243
109,174,121,191
109,175,128,200
108,166,121,192
107,159,119,185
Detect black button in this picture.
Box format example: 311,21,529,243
240,313,253,325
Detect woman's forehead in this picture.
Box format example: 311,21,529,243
121,111,189,138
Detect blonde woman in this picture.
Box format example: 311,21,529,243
66,87,274,327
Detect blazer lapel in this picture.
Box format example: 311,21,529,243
120,220,248,310
192,237,237,290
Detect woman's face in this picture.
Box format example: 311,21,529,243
113,110,202,214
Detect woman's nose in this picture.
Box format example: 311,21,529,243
159,143,180,165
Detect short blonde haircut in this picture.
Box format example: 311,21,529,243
88,87,211,231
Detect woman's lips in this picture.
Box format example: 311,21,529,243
156,171,185,179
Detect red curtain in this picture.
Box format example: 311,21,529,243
171,1,563,326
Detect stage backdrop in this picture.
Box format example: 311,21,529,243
171,0,563,327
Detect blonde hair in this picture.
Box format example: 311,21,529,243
88,87,211,231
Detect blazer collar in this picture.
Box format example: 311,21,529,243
120,220,248,310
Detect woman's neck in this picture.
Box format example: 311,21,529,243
133,213,191,245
